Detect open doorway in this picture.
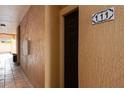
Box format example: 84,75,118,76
64,9,79,88
0,33,17,64
0,33,16,54
0,5,32,88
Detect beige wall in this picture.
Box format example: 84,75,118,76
20,6,45,87
20,5,124,88
79,6,124,87
45,5,63,88
20,5,65,88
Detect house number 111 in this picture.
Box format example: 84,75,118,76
92,7,114,25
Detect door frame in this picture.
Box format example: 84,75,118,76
59,5,79,88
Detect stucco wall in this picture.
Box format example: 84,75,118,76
20,5,65,88
20,6,45,87
45,5,66,88
19,5,124,88
79,6,124,87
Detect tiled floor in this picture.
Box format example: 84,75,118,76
0,53,33,88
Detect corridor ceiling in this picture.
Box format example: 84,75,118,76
0,5,30,34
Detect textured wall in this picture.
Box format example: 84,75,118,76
20,6,45,87
20,5,66,88
45,5,66,88
19,5,124,88
79,6,124,87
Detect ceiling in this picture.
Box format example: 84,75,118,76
0,5,30,34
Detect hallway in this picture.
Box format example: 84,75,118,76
0,53,33,88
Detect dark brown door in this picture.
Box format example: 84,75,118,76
64,10,79,88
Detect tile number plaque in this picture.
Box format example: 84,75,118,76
92,7,114,24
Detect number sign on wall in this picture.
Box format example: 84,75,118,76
92,7,114,25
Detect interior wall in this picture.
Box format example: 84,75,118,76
45,5,66,88
20,5,66,88
79,6,124,87
20,6,45,87
19,5,124,88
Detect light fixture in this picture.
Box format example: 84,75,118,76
0,24,6,27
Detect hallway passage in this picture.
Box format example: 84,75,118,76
0,53,33,88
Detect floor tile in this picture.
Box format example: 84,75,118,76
0,53,33,88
